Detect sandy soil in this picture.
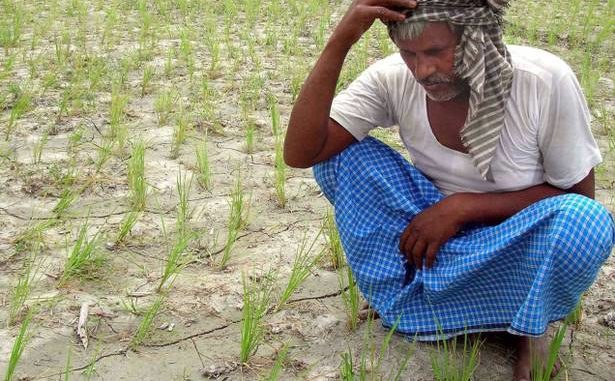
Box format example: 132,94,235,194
1,1,614,380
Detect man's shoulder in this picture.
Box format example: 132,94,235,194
509,45,575,86
363,53,412,82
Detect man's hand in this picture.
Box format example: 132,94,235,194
333,0,417,46
400,196,464,270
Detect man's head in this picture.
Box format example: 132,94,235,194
389,21,468,102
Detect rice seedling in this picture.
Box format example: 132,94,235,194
120,296,144,316
63,344,72,381
339,349,355,381
5,88,32,140
171,108,189,159
115,210,142,244
322,209,344,270
140,65,155,97
175,170,192,236
270,100,280,138
94,137,114,173
338,314,412,380
338,262,361,331
52,188,78,218
8,248,40,326
244,118,256,154
262,344,289,381
131,295,165,349
0,2,24,51
59,221,104,284
4,310,33,381
31,131,48,165
430,332,482,381
273,135,287,208
127,140,147,212
220,171,250,268
240,271,275,364
531,324,568,381
154,88,179,125
109,87,128,138
14,219,57,253
157,222,193,292
195,141,212,190
276,230,322,311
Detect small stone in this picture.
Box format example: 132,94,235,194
200,361,238,379
599,311,615,329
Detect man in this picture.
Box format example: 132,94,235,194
283,0,615,380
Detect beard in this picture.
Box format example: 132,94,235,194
419,73,468,102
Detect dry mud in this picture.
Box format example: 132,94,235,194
1,1,615,380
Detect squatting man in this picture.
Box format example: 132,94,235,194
283,0,615,380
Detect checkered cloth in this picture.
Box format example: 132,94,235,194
314,138,614,340
388,0,513,181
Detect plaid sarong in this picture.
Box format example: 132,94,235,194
314,138,614,340
388,0,512,181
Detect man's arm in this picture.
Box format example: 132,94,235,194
400,170,595,269
284,0,416,168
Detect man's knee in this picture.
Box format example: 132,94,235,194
553,194,614,263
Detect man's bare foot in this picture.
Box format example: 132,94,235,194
358,302,379,321
513,335,561,381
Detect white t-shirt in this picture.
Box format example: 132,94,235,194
330,45,602,196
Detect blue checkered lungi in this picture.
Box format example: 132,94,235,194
313,137,615,340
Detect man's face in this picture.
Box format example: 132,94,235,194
395,22,467,102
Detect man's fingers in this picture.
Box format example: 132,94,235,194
411,238,426,270
370,6,407,22
402,230,418,263
425,243,439,269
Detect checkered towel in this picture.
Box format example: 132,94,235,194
388,0,513,181
314,138,614,340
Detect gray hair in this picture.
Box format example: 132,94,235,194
387,21,463,45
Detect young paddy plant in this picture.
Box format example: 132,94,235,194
115,211,142,244
32,132,48,165
338,261,361,331
273,134,287,208
195,141,212,190
170,109,190,159
127,141,147,212
323,209,344,270
140,65,155,97
60,220,106,285
339,314,413,380
4,310,33,381
240,271,275,364
276,230,323,311
220,171,250,268
154,88,179,125
8,248,41,326
130,294,165,349
52,188,78,218
430,332,483,381
529,324,568,381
